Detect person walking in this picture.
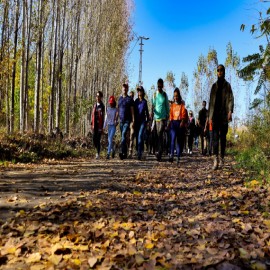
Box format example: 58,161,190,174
208,64,234,170
91,91,105,159
168,88,187,164
103,96,118,159
152,78,170,161
198,101,208,155
187,110,196,154
134,86,149,160
118,83,135,160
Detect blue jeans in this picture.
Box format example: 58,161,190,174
135,121,146,157
120,121,130,156
170,120,184,158
107,124,116,155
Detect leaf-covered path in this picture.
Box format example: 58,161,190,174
0,152,270,269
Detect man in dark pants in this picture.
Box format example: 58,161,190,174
118,83,135,160
198,100,208,155
208,64,234,170
151,78,169,161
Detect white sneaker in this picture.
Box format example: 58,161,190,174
95,153,100,159
190,151,192,155
187,149,190,154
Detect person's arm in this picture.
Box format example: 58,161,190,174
145,100,150,122
165,93,170,120
228,84,234,121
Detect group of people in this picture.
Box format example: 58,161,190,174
90,64,234,170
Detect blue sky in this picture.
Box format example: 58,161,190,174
127,0,267,112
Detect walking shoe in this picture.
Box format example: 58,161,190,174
119,153,124,160
190,151,193,155
106,154,110,160
95,153,100,160
212,156,219,170
169,155,173,163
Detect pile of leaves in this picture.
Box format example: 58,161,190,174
0,155,270,269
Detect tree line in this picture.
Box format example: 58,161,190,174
0,0,133,137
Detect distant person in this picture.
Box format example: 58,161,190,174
180,100,188,154
103,96,118,159
91,91,105,159
134,86,149,160
208,64,234,170
198,100,208,155
168,88,187,164
187,110,195,154
152,78,170,161
118,83,135,160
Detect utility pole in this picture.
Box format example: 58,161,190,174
138,36,149,86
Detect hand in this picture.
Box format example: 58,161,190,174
228,111,232,122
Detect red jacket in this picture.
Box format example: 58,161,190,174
91,102,105,132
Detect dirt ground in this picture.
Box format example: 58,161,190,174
0,151,270,269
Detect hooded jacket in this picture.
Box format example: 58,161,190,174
208,79,234,124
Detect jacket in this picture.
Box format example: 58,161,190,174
208,79,234,124
91,102,105,132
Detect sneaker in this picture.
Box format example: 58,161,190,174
187,149,190,154
190,151,192,155
212,156,219,170
169,155,173,163
106,154,110,160
119,153,124,160
95,153,100,159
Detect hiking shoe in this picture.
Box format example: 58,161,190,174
119,153,124,160
95,153,100,160
212,156,219,170
106,154,110,160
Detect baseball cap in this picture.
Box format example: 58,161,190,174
109,96,116,104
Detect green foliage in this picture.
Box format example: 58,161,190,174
234,109,270,183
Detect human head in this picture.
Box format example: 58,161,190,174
137,87,145,101
108,95,116,108
189,110,193,117
217,64,225,79
122,83,129,96
202,100,206,108
173,87,182,103
129,90,135,100
96,91,103,102
157,78,164,91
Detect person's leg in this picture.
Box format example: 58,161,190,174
212,123,220,169
170,121,176,161
220,123,228,160
128,123,135,157
93,131,99,158
122,122,130,157
137,122,146,159
156,120,165,160
97,131,102,155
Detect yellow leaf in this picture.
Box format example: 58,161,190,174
263,220,270,229
211,212,218,218
128,245,137,255
145,242,154,249
72,259,81,266
30,264,45,270
121,222,133,230
240,210,249,215
48,254,62,265
148,209,155,215
7,247,17,254
26,253,41,263
133,191,142,196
